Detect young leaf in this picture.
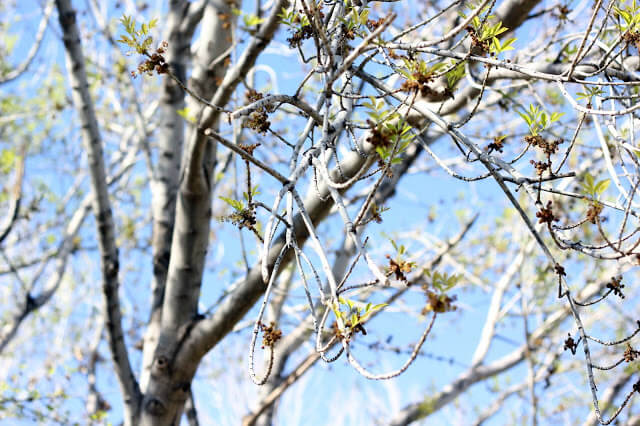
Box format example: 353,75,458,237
219,196,245,211
594,179,610,195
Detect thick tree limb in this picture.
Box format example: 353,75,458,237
149,0,194,325
183,0,546,389
141,0,205,393
55,0,139,420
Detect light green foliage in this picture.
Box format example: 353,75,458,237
117,15,158,54
376,120,414,164
490,36,516,55
0,33,18,76
417,396,437,416
466,14,506,41
0,95,22,115
232,7,266,28
0,381,69,422
398,59,445,82
561,43,578,59
361,96,390,122
581,172,610,199
576,86,604,103
278,7,310,27
0,148,16,173
614,0,640,33
340,5,369,34
478,21,509,42
425,270,461,292
331,296,388,333
389,238,408,256
388,239,416,270
361,96,415,164
219,196,245,212
3,33,17,55
458,0,492,26
446,60,466,89
176,107,196,123
242,185,260,201
459,2,516,54
384,237,418,281
517,104,564,136
89,410,109,421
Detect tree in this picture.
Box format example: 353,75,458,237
2,0,640,424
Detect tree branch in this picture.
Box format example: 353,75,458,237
55,0,139,418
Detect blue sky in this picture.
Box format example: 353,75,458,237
1,0,636,425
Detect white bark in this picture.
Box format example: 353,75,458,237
55,0,140,421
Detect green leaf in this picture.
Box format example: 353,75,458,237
517,111,532,126
490,37,501,53
500,37,516,51
244,14,266,27
243,185,260,200
4,34,18,54
398,68,414,80
371,303,388,311
359,9,369,25
472,16,481,30
176,107,196,123
585,172,594,189
219,196,244,211
360,302,388,322
0,149,16,173
550,112,564,123
595,179,610,195
446,60,466,88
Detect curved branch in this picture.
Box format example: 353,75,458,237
388,280,607,425
0,0,53,85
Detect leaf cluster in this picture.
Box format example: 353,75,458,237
385,240,416,282
424,270,461,293
446,60,466,89
460,5,516,55
581,172,610,199
576,86,604,103
398,59,444,83
232,7,266,28
614,0,640,33
117,15,157,55
517,104,563,136
278,7,310,28
340,5,370,35
331,297,388,336
362,97,415,165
